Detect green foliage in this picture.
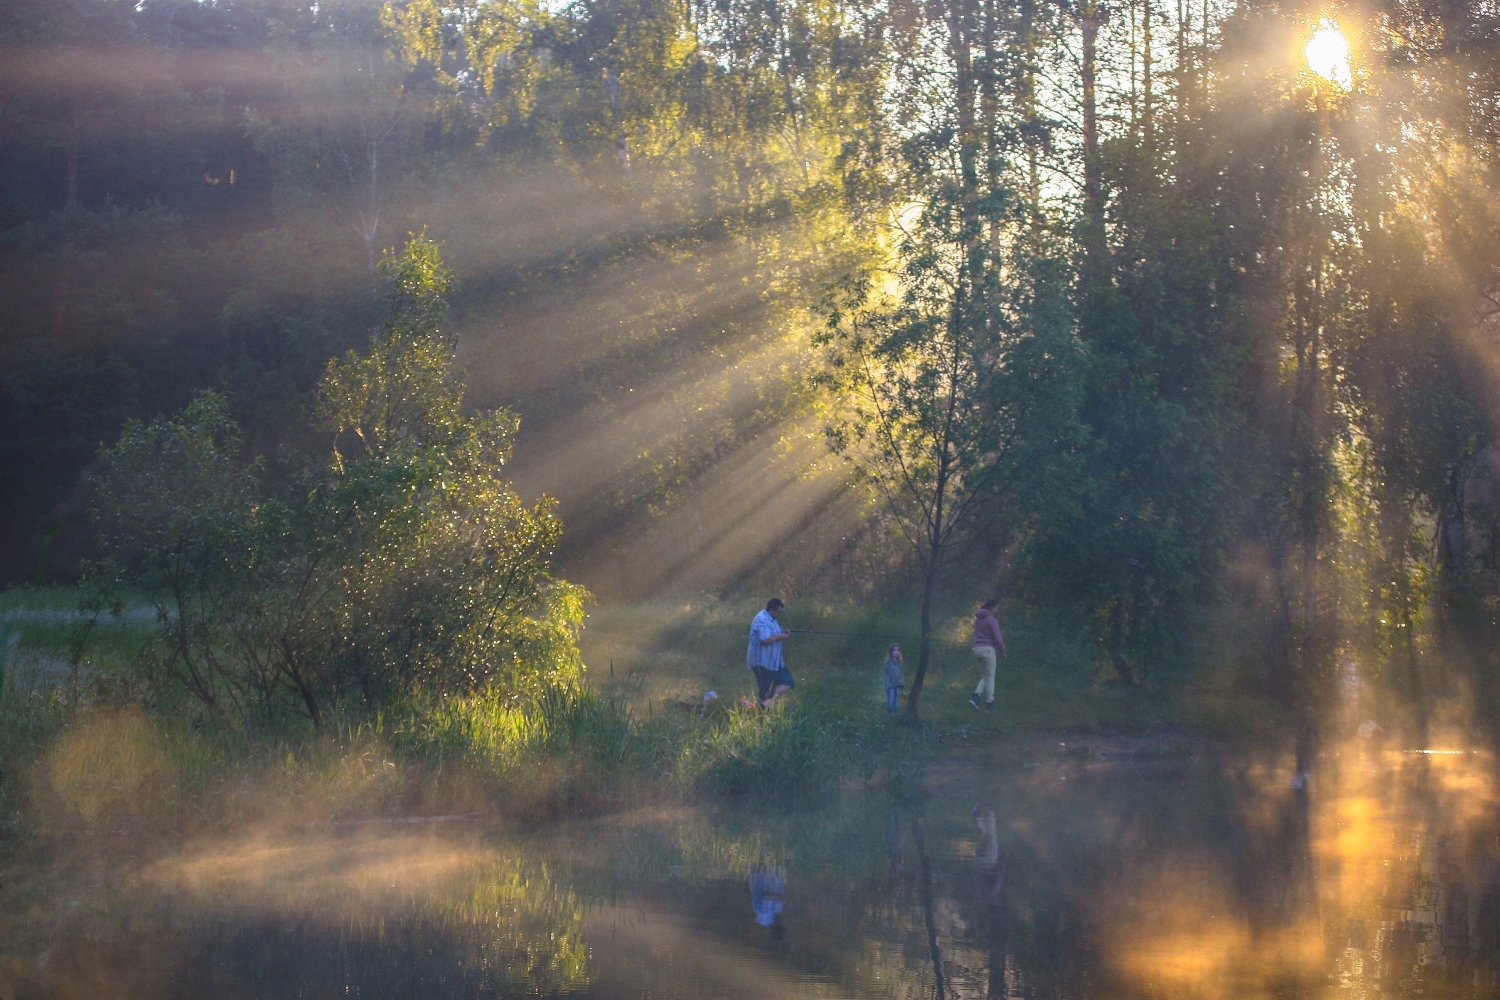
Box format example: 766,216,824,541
817,23,1082,711
397,682,878,800
680,700,871,795
87,391,265,721
3,0,1500,730
818,206,1079,558
88,238,579,729
396,683,634,776
1019,159,1238,684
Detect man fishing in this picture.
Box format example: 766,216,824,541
747,598,794,707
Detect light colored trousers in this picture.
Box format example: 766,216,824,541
972,645,997,703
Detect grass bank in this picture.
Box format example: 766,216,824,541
1,587,1267,849
579,596,1271,739
0,588,912,847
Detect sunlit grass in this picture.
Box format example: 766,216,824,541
0,580,1311,851
579,594,1207,735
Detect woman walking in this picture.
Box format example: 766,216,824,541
968,599,1006,711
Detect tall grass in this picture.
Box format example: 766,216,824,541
391,683,883,805
675,700,878,795
0,680,71,836
2,618,890,846
401,685,635,766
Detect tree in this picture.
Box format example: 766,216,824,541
248,1,430,282
311,234,576,708
87,391,263,723
90,236,583,729
818,180,1077,716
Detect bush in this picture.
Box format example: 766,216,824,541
392,685,879,806
86,237,584,731
679,701,872,796
398,683,634,770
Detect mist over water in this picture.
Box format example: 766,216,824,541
3,730,1495,999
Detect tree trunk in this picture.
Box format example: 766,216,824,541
606,63,630,172
56,99,80,340
1021,0,1041,228
950,0,978,198
1268,548,1295,705
1437,466,1465,592
1142,0,1154,151
1080,0,1106,261
284,653,324,731
907,549,942,716
907,300,961,718
54,257,71,342
1300,86,1327,654
66,104,80,206
1107,596,1132,683
911,812,949,1000
980,0,1000,248
1129,0,1137,128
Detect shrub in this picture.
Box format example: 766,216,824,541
87,237,584,731
399,683,634,769
682,701,868,796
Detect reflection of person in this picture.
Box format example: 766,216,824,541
883,643,905,715
748,865,786,936
968,600,1007,712
974,808,1006,906
973,807,1009,997
747,598,794,707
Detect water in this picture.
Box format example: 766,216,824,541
4,740,1497,998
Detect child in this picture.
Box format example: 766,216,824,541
883,643,904,715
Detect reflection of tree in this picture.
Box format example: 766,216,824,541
453,860,591,993
208,852,593,998
1250,776,1315,931
885,809,904,884
910,809,948,1000
21,837,594,998
1477,871,1500,982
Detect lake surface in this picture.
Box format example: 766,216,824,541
3,737,1498,998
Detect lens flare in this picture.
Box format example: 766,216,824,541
1305,19,1352,89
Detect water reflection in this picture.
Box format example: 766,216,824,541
748,864,786,935
1,736,1496,999
973,808,1008,998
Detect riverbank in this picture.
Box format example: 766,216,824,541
0,588,1268,852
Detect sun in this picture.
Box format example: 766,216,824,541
1305,19,1352,89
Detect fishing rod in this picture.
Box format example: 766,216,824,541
702,625,908,641
787,628,906,641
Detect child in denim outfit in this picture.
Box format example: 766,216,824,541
883,643,904,714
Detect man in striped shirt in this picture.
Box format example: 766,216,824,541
747,598,794,706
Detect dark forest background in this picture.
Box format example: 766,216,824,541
4,0,1500,718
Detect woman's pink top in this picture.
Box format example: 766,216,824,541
972,608,1006,654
